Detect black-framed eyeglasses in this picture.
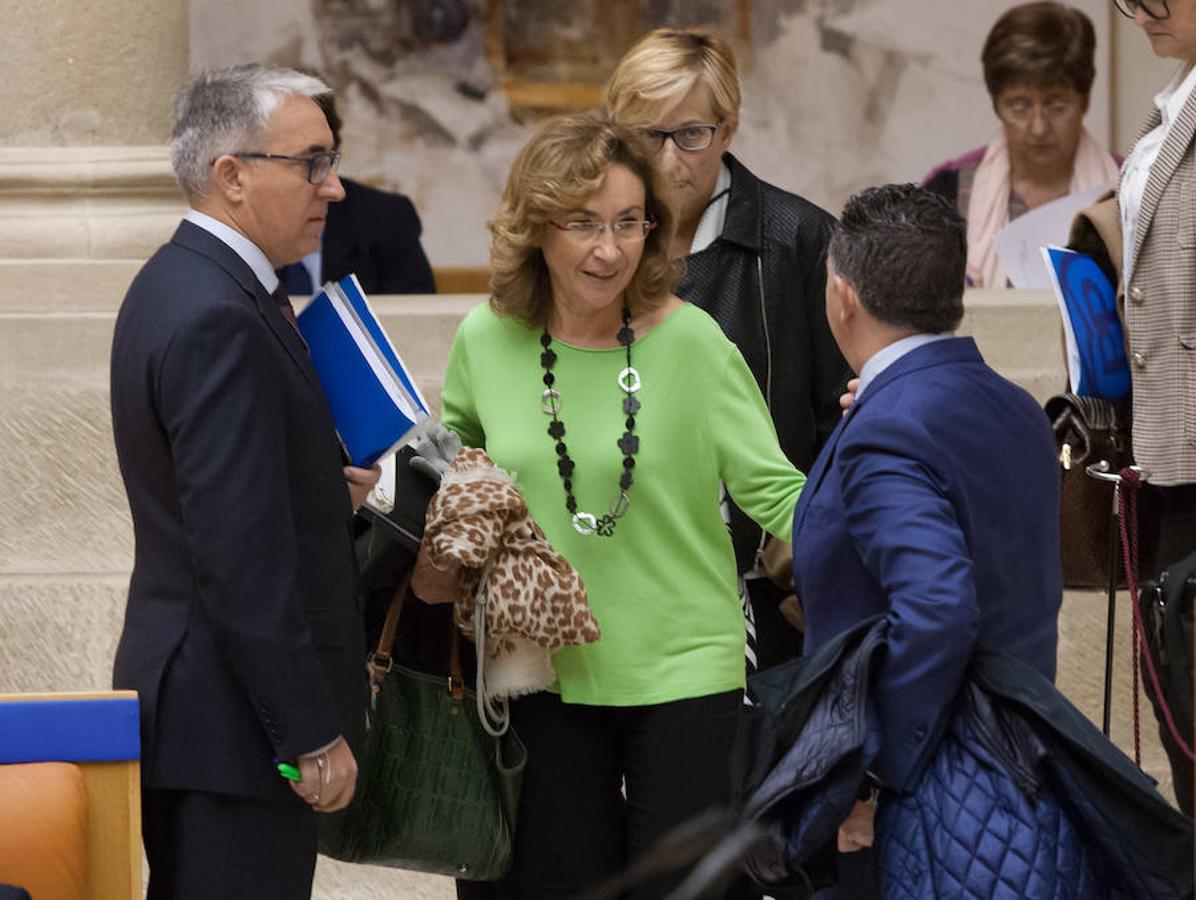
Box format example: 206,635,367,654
225,150,341,184
1112,0,1170,19
640,122,722,153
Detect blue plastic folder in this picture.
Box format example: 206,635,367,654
1041,246,1130,401
297,275,430,466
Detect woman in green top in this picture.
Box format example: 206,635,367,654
441,113,805,899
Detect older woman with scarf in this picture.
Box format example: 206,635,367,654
923,1,1120,288
441,113,805,898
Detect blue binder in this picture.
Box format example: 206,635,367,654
1042,246,1130,401
297,275,430,466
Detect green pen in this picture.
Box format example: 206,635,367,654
277,761,302,782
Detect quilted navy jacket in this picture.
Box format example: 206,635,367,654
740,618,1193,899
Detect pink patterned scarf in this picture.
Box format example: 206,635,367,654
967,128,1120,289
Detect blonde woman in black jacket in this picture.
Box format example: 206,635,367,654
606,27,851,674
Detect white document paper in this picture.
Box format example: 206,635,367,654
994,185,1112,289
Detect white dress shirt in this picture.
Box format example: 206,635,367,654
1119,62,1196,291
690,163,732,255
184,209,280,295
856,333,954,402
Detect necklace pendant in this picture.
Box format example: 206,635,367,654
572,512,598,536
541,388,563,415
542,310,638,537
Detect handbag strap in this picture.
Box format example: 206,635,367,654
1046,393,1127,466
472,564,511,738
367,570,465,704
1117,468,1195,763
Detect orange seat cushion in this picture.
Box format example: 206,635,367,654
0,762,86,900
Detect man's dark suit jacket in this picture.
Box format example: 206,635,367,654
110,220,366,804
321,177,435,294
792,337,1062,792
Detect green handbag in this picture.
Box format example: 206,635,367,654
319,573,527,880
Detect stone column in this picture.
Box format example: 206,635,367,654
0,0,188,693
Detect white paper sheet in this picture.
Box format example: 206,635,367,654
994,185,1112,289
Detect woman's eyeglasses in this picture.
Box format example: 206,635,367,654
997,98,1080,125
1112,0,1171,20
639,123,721,153
549,219,656,244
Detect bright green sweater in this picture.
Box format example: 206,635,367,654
441,302,805,706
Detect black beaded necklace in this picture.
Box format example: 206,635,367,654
539,306,641,537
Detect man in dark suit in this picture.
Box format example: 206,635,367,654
110,64,380,899
791,184,1062,895
276,93,435,297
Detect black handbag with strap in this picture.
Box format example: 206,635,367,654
318,570,527,880
1044,393,1133,589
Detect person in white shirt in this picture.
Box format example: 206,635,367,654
1109,0,1196,816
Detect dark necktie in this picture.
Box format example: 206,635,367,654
271,284,306,345
277,262,314,296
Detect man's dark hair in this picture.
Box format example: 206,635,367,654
828,184,967,334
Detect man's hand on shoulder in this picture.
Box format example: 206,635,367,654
290,735,358,813
840,377,860,417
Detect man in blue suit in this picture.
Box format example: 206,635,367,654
792,184,1062,887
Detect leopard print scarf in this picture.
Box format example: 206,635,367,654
422,447,600,699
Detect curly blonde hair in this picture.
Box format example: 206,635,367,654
488,113,678,326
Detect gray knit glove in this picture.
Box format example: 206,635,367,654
408,422,463,484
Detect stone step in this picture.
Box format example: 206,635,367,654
0,287,1070,574
959,289,1069,386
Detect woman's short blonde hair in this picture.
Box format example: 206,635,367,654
606,27,741,128
488,113,678,327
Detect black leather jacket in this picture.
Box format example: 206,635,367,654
677,154,851,571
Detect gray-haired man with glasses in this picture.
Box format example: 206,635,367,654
111,63,379,899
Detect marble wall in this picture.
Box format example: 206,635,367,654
2,0,187,146
191,0,1118,269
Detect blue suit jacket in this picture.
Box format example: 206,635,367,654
792,336,1062,792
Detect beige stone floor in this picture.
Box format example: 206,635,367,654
312,859,454,899
1055,588,1178,805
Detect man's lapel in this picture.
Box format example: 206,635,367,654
793,400,859,535
253,288,326,398
172,220,325,398
793,337,978,535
